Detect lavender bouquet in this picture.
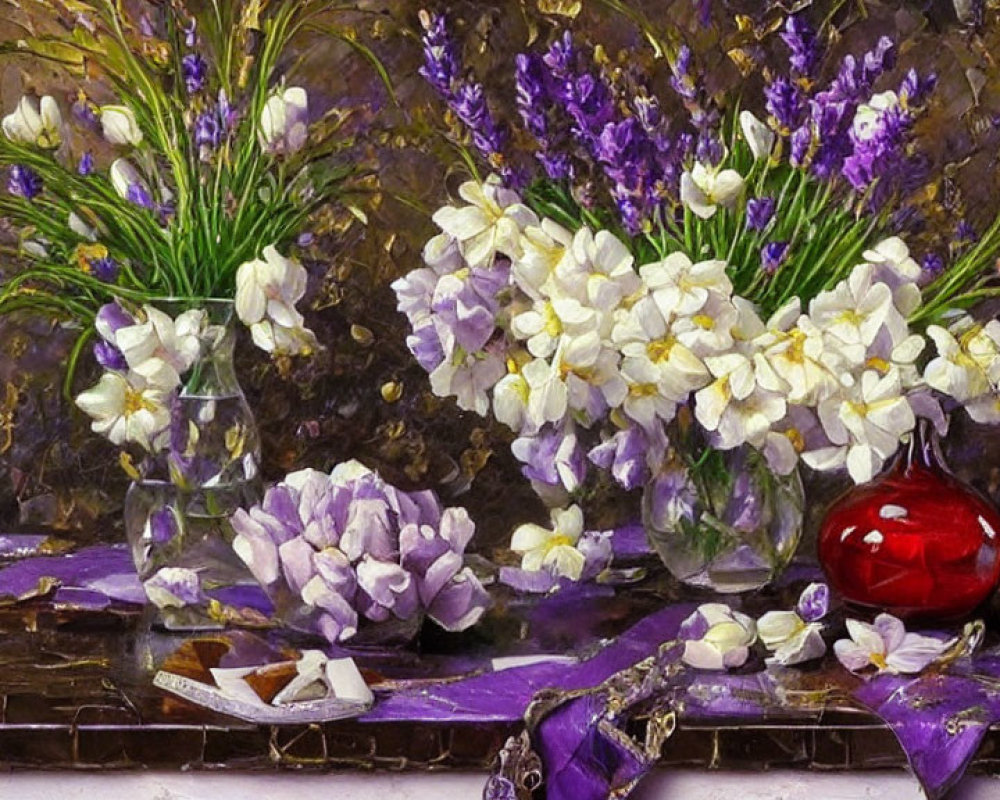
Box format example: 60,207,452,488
394,9,1000,591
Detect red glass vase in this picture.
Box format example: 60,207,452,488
818,425,1000,620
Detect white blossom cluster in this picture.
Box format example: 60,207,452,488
396,175,1000,496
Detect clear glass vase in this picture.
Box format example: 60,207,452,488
642,443,804,593
123,299,262,629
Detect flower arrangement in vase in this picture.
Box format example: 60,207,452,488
393,7,1000,596
0,0,379,624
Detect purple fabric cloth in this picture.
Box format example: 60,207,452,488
0,543,145,604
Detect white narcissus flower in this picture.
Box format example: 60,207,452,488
862,236,922,316
680,604,757,670
432,177,538,268
236,245,317,356
680,162,745,220
561,227,640,312
834,613,954,674
758,583,830,666
259,86,309,155
429,349,506,417
509,505,587,580
109,158,149,201
806,368,916,483
2,95,62,148
923,321,1000,423
510,296,598,359
808,263,907,366
694,352,786,450
739,110,775,160
75,371,171,449
115,305,205,389
100,105,143,146
514,219,577,300
640,254,733,318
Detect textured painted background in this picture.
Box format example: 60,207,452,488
0,0,998,558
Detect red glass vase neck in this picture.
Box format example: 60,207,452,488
819,427,1000,621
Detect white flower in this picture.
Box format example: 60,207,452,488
510,296,598,358
249,319,319,356
259,86,309,155
75,371,171,449
808,264,907,366
672,293,739,358
739,110,775,160
694,353,786,450
680,604,757,670
235,245,316,356
521,356,570,429
852,91,900,143
862,236,922,316
561,227,640,312
115,305,205,389
640,254,733,318
924,321,1000,404
513,219,576,299
757,584,830,667
429,348,506,417
834,613,954,674
553,333,627,422
758,611,827,666
100,105,143,146
755,310,845,405
109,158,149,201
236,245,308,328
432,177,538,268
68,211,97,241
680,162,745,220
2,95,62,148
510,505,586,580
493,368,532,433
806,368,915,483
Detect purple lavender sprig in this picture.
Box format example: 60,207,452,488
8,165,42,199
780,15,822,81
419,12,519,187
515,53,571,181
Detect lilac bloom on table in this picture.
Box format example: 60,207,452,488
835,613,956,674
679,603,757,670
758,582,830,666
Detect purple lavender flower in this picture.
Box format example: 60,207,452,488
899,68,937,108
78,152,94,176
764,77,806,133
921,252,945,277
452,82,514,181
126,183,154,210
762,241,790,273
71,93,99,127
419,11,460,100
90,256,119,283
542,30,576,76
780,15,821,80
515,52,571,181
694,0,712,27
181,53,208,95
746,196,776,231
8,165,41,199
93,340,127,370
669,46,698,104
194,110,222,151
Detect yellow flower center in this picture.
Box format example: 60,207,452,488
546,535,574,551
74,243,108,273
646,337,676,363
692,314,714,330
837,310,863,326
870,652,888,671
122,387,154,418
629,382,660,397
784,427,806,453
865,356,890,373
543,303,562,337
784,330,807,364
